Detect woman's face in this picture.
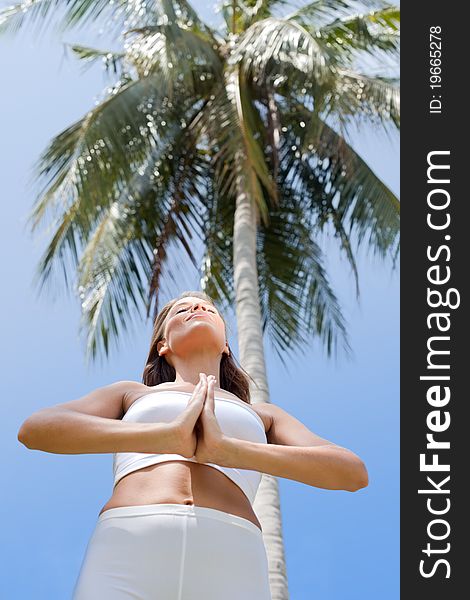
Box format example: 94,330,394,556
159,297,228,360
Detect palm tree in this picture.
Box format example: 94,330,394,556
1,1,399,597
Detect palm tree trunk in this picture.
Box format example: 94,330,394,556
233,165,290,600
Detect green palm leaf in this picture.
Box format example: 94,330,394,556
123,23,222,83
233,15,337,84
77,142,210,361
77,198,149,360
63,44,125,75
0,0,127,38
324,69,400,128
257,200,351,365
315,5,400,58
289,107,400,263
284,0,386,24
26,72,191,236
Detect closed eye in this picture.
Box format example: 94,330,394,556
175,307,216,315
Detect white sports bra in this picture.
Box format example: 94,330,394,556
113,390,267,505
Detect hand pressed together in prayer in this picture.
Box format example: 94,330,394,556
193,373,235,467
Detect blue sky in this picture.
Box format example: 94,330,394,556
0,4,399,599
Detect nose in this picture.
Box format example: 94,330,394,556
190,302,207,313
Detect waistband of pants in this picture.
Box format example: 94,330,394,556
97,503,263,537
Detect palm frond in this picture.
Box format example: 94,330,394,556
78,219,151,362
0,0,221,41
312,5,400,64
324,69,400,129
171,0,222,44
257,199,352,364
76,140,210,360
280,167,362,298
229,0,292,29
284,0,386,25
63,43,125,76
123,22,222,84
232,16,337,85
284,106,400,263
32,103,210,316
146,124,212,319
0,0,127,38
26,72,191,236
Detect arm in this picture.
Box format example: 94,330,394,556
17,381,182,456
222,403,369,492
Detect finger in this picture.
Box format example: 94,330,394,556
188,379,203,402
204,377,216,413
199,373,208,393
186,381,206,417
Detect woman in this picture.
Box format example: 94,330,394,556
18,290,368,599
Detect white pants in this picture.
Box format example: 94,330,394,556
72,503,272,599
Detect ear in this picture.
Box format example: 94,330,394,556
223,342,230,357
157,339,168,357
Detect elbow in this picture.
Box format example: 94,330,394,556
345,459,369,492
17,409,54,450
17,428,30,448
17,420,36,449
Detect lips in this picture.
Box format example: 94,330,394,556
187,312,210,321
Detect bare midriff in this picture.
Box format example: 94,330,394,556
98,460,262,531
97,384,270,532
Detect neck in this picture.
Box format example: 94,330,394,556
170,352,223,389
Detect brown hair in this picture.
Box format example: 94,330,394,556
142,291,255,404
